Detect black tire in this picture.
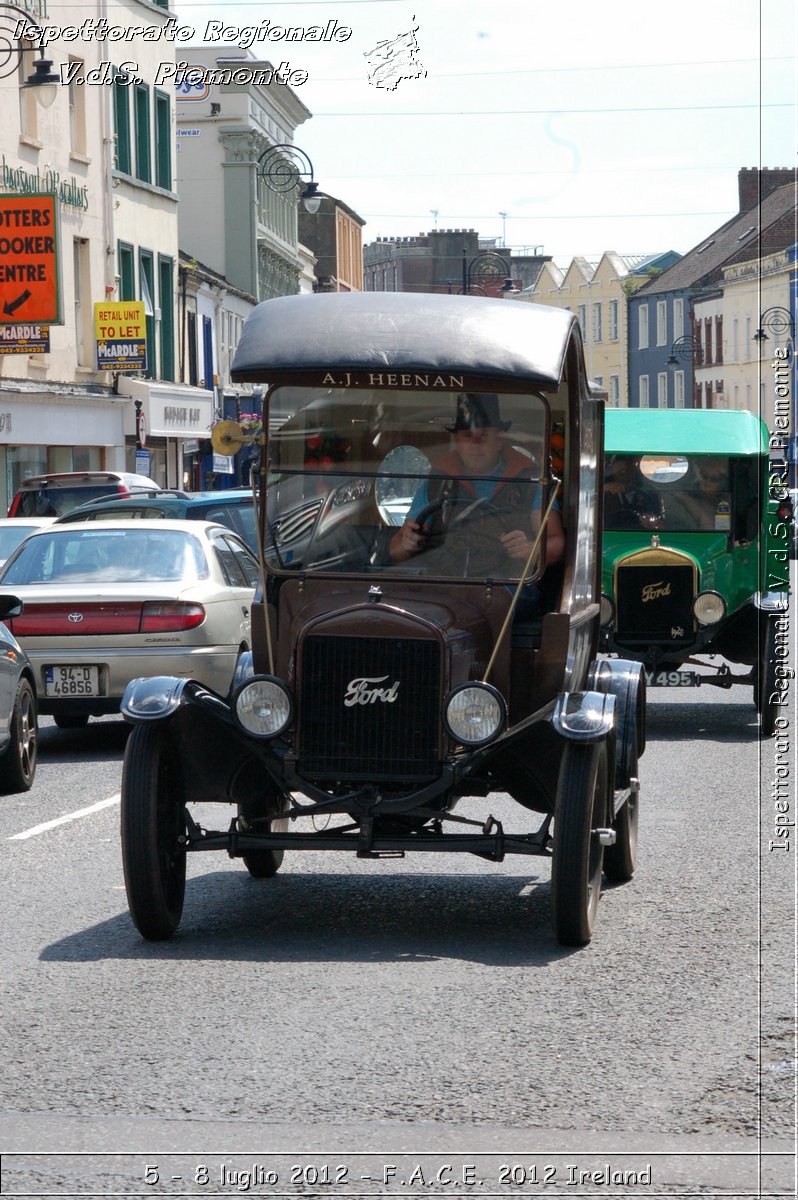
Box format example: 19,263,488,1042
121,723,186,940
54,714,90,729
758,616,781,738
551,740,608,946
0,678,37,794
603,746,639,884
238,793,290,879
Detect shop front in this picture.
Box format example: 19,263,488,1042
0,384,127,514
117,377,215,491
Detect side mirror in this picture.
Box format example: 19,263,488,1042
0,595,23,620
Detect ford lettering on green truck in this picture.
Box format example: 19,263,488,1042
600,407,792,737
118,292,646,947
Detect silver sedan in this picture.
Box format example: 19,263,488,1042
0,520,259,729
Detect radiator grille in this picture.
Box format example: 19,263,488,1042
298,635,441,781
616,563,695,644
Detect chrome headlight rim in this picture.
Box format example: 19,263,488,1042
232,674,294,739
443,681,506,747
693,590,726,626
600,593,615,628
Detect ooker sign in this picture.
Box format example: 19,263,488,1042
0,194,60,325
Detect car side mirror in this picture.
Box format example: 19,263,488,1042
0,595,23,619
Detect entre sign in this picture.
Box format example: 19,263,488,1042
94,300,147,371
0,194,60,325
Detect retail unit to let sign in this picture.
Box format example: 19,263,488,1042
94,300,147,371
0,193,60,325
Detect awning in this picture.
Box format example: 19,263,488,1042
116,377,214,439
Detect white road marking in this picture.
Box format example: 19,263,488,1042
8,793,121,841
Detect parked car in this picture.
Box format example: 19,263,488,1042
8,471,160,518
601,407,791,736
0,518,56,568
0,520,259,729
0,594,38,793
118,291,646,946
55,488,257,551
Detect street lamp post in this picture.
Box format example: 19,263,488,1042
1,4,61,106
753,306,795,344
461,248,517,297
256,143,323,213
666,334,703,371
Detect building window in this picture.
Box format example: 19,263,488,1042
118,242,135,300
608,299,619,341
187,310,198,386
674,371,685,408
609,375,620,406
703,317,713,366
657,372,668,408
673,298,684,339
68,57,87,155
656,300,667,346
577,305,586,339
593,302,602,343
113,69,132,174
158,255,174,382
139,250,155,377
154,90,171,190
134,84,151,183
638,304,649,349
73,238,92,367
715,315,723,364
639,376,650,408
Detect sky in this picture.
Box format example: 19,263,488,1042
172,0,798,267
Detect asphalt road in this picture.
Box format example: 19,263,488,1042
1,670,795,1197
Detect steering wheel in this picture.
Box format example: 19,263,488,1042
413,496,521,577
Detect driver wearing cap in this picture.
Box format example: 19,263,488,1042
388,393,564,587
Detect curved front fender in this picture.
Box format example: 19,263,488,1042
121,675,193,722
551,690,616,743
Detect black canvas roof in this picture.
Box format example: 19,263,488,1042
231,292,577,387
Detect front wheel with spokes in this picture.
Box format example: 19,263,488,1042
121,723,187,940
551,740,609,946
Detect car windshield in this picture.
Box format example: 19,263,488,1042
603,453,748,534
0,529,210,585
263,386,553,582
14,485,122,517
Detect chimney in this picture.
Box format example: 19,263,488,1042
738,167,795,213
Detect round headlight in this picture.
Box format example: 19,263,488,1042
444,683,505,746
234,676,293,738
600,593,615,627
693,591,726,626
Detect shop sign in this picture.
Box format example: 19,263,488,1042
0,322,49,353
94,300,147,371
213,453,235,474
0,193,60,325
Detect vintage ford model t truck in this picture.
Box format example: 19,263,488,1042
120,293,645,946
601,407,791,736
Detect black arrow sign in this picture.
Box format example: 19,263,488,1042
3,290,33,316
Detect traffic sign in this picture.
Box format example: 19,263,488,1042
0,194,60,324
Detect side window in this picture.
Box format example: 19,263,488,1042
213,533,257,587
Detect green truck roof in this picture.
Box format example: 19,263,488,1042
605,407,769,456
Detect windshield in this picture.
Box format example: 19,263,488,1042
264,386,553,582
603,453,755,535
0,529,210,585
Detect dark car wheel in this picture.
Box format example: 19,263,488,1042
759,616,781,738
121,723,186,940
551,740,608,946
238,792,290,879
0,678,38,794
603,762,639,884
